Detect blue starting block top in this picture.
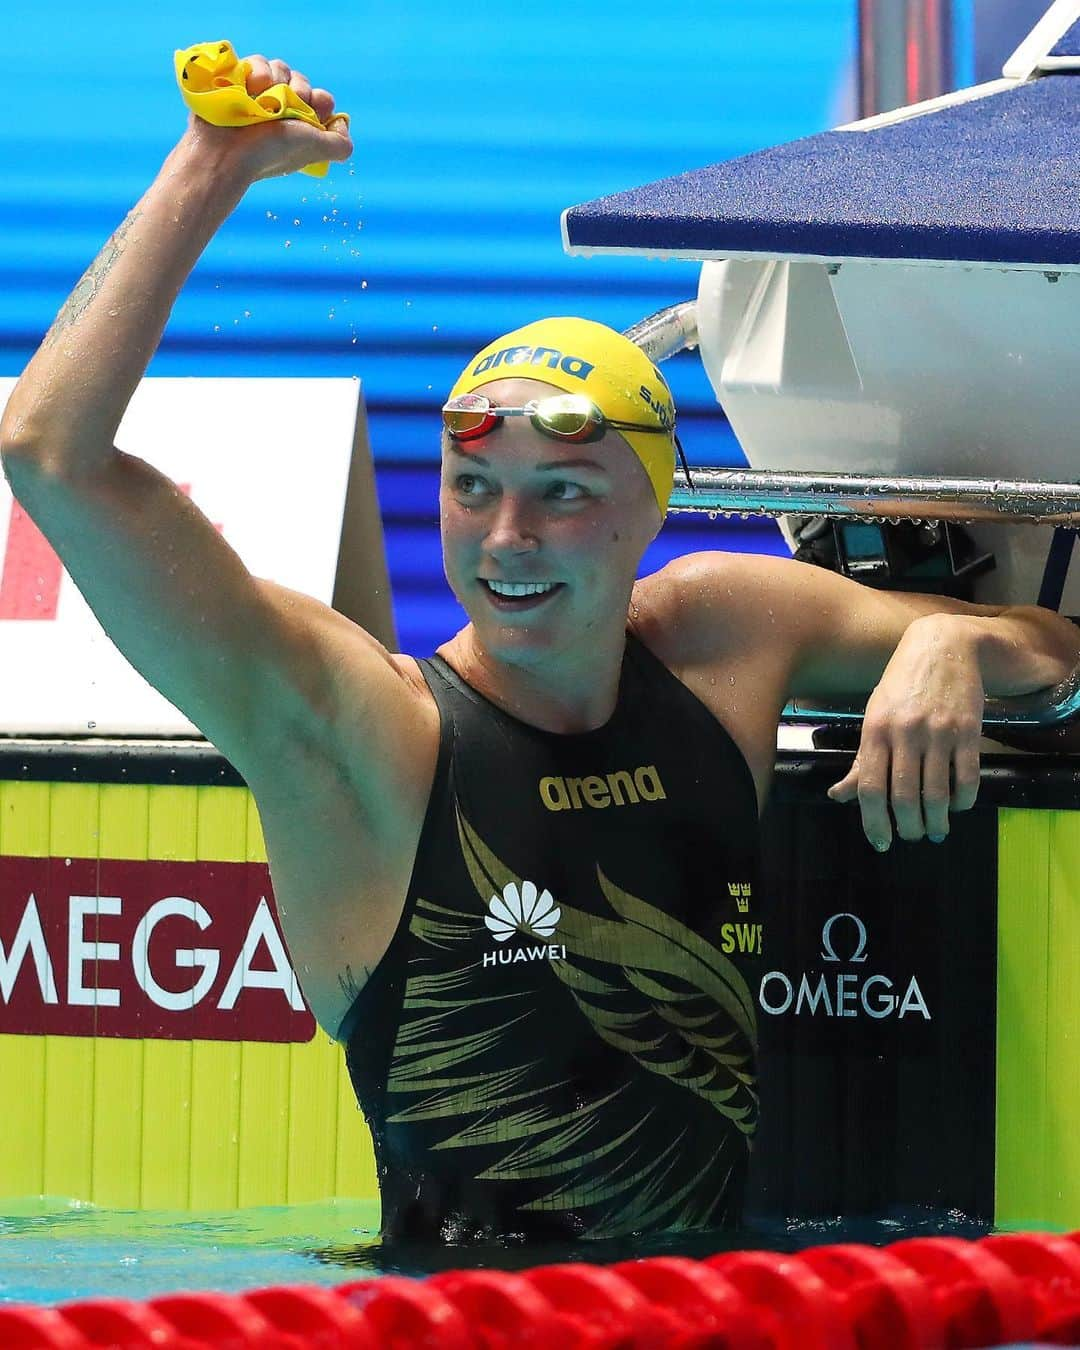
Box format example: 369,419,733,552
1050,18,1080,53
562,75,1080,268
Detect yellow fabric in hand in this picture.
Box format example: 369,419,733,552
174,40,349,178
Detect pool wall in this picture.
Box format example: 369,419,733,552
0,749,377,1209
997,804,1080,1229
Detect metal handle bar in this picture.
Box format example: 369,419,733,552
786,661,1080,730
622,302,699,363
669,469,1080,526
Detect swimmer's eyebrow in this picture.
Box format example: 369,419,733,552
535,457,609,474
446,447,608,474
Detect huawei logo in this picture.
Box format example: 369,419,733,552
484,881,561,943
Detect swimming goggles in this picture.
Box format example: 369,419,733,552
442,392,675,446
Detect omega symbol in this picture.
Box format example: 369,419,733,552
820,912,868,964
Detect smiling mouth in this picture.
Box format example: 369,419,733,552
480,579,564,609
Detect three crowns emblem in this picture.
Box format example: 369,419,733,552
728,881,752,914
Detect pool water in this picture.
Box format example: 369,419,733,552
0,1198,1003,1306
0,1199,382,1305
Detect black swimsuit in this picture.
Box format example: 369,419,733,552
340,634,764,1243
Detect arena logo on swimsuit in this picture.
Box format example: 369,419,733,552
758,911,931,1021
539,764,666,812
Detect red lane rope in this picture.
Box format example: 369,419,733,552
2,1230,1077,1348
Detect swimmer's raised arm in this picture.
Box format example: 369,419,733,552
0,60,396,783
0,58,362,785
0,57,440,1033
3,57,350,466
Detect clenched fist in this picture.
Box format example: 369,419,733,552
182,53,352,183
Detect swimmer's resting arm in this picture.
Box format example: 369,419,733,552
779,558,1079,704
664,551,1080,850
787,562,1080,847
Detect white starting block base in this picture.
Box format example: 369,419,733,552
697,258,1080,612
0,377,393,738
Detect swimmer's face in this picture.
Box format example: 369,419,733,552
439,377,662,664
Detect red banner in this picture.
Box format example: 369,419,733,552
0,857,316,1043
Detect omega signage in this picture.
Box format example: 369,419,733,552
758,911,931,1022
0,856,315,1043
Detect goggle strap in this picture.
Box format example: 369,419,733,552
674,432,693,494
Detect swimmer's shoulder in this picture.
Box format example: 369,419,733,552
631,553,794,812
630,549,799,669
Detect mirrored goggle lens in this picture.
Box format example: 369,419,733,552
531,395,600,441
443,395,493,440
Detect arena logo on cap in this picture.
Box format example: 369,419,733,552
471,346,595,381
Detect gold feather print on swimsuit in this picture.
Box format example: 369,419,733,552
383,806,760,1237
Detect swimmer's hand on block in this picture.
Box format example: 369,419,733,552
174,41,350,179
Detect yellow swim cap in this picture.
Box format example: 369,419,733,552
449,317,677,516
